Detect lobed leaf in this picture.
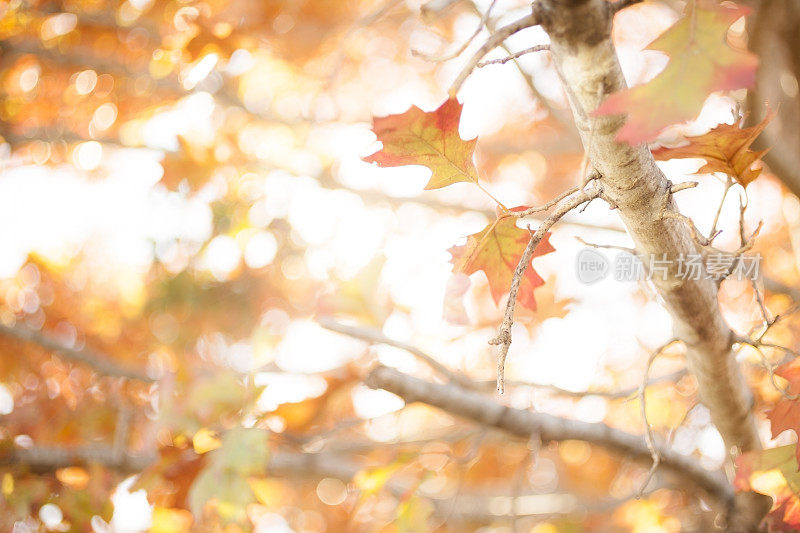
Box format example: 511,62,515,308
651,112,773,187
363,98,479,190
448,211,555,311
596,0,758,144
653,109,775,187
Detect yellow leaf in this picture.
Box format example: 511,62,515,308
151,507,193,533
354,463,405,498
397,494,433,533
247,477,283,507
193,428,222,454
2,473,13,497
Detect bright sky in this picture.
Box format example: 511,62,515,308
0,2,787,530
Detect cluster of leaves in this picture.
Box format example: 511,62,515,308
597,0,757,144
364,97,555,312
362,0,800,530
736,359,800,530
0,0,796,530
0,0,421,529
599,3,800,528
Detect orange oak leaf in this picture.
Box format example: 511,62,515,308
363,98,479,190
595,0,757,145
448,211,555,311
767,359,800,465
651,112,774,187
735,445,800,532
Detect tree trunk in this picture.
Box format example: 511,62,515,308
534,0,769,528
746,0,800,199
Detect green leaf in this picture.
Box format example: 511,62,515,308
187,427,270,523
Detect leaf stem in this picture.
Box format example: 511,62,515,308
475,181,507,211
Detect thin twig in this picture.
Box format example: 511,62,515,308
449,12,540,96
738,192,749,246
513,186,579,217
669,181,698,193
414,0,498,62
575,236,635,254
490,185,603,393
709,178,733,241
477,44,550,67
735,337,799,400
666,400,699,446
751,279,772,330
469,0,579,143
318,317,473,387
637,338,680,498
315,167,624,233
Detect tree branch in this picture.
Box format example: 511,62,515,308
320,316,688,402
490,184,602,392
365,365,733,505
1,442,636,522
538,0,759,453
536,1,767,526
0,444,155,473
449,11,540,95
477,44,550,67
317,316,473,387
637,339,680,497
413,0,498,62
0,324,153,382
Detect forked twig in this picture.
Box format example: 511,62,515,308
449,11,540,95
413,0,498,62
477,44,550,67
490,185,602,393
637,338,680,498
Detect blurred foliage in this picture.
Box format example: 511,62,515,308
0,0,797,532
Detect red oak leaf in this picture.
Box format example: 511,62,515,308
595,0,758,144
735,445,800,532
651,111,774,187
767,359,800,465
363,98,479,190
448,211,555,311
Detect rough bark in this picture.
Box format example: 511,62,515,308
532,0,768,528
